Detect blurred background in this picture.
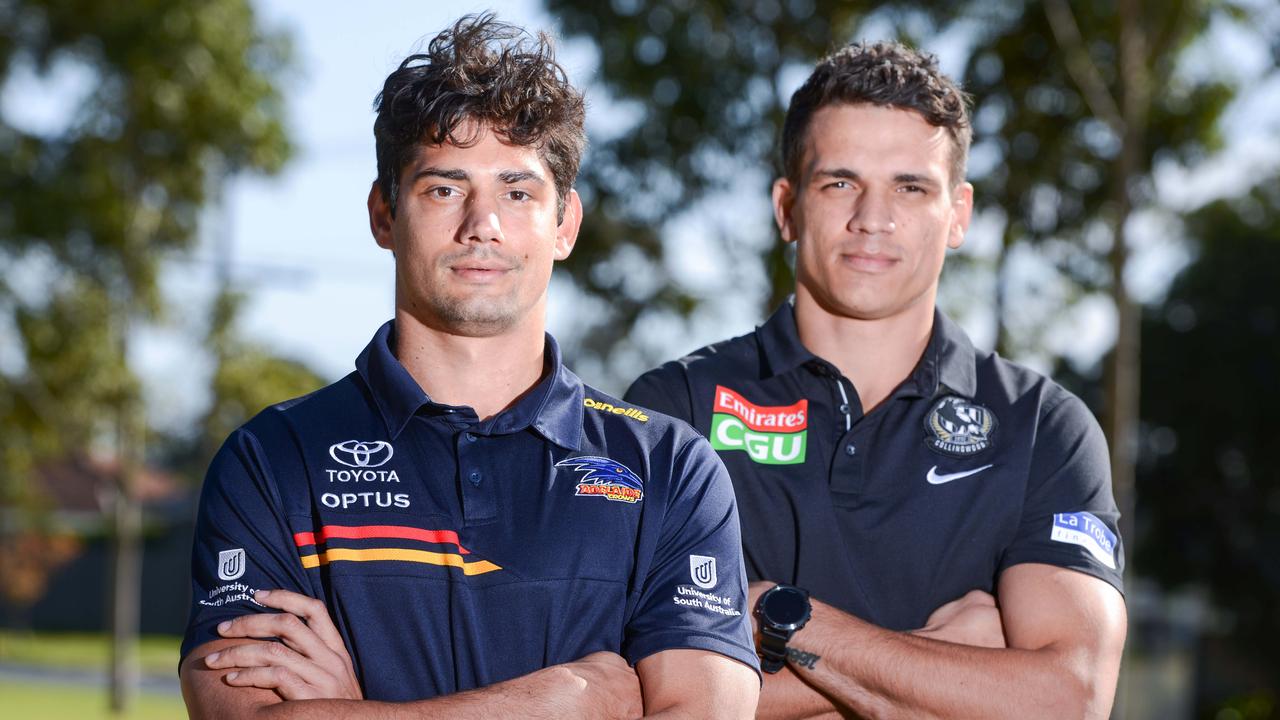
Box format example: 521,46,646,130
1,0,1277,717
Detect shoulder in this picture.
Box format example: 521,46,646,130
210,373,369,482
976,351,1094,419
582,383,702,449
626,329,764,415
664,327,764,380
971,350,1105,457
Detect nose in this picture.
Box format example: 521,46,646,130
849,188,896,235
459,195,504,244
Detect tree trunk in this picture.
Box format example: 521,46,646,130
1104,1,1148,716
108,318,143,714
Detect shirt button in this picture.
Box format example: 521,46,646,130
838,403,850,414
845,444,856,456
468,470,482,486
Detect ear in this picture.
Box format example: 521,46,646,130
368,181,395,251
771,177,798,244
947,182,974,250
552,189,583,261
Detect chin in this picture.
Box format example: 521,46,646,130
432,296,525,335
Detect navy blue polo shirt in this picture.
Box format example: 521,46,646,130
181,321,758,700
625,300,1125,632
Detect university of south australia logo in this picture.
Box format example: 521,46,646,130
709,386,807,465
218,548,246,581
689,554,718,589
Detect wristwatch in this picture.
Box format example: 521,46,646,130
755,584,812,673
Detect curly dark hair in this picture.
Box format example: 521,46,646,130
373,13,586,219
781,41,971,186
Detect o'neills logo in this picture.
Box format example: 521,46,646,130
584,398,649,422
709,386,807,465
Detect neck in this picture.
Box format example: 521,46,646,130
793,287,935,413
392,308,548,421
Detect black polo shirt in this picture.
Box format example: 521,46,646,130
625,301,1124,631
181,321,758,700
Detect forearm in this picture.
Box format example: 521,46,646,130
184,651,623,720
756,664,844,720
788,600,1104,720
253,674,580,720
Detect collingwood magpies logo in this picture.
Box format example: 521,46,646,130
556,456,645,504
924,396,997,457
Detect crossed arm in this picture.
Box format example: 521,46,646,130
180,590,758,720
755,563,1127,720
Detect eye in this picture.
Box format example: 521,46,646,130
900,184,927,194
507,189,531,202
824,180,851,190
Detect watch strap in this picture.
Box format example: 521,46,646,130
759,624,791,673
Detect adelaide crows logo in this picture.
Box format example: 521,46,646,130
556,456,645,504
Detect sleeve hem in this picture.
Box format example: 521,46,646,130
624,632,762,683
999,552,1126,598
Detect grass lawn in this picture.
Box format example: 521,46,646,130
0,679,186,719
0,630,180,674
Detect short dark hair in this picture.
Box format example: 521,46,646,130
781,41,971,186
373,13,586,218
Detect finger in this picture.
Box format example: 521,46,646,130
961,590,997,606
217,612,332,663
206,640,333,687
253,589,348,657
224,665,320,701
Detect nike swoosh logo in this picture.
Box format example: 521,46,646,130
926,464,994,485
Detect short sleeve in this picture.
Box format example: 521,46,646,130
999,394,1125,594
624,364,694,424
179,428,313,662
622,437,761,677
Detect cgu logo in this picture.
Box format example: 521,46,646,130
709,386,807,465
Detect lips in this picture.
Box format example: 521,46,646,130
444,252,518,281
839,252,898,272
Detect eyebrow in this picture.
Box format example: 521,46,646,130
409,167,547,185
412,167,468,183
810,168,941,187
498,169,546,185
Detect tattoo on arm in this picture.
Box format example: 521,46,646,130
787,647,821,670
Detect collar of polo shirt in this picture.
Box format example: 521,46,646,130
355,320,584,449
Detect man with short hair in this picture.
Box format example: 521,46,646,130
626,41,1127,718
179,15,759,719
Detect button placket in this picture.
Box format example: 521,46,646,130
457,429,497,524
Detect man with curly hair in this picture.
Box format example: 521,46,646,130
627,41,1127,718
178,15,760,719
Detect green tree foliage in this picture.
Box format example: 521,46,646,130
1137,181,1280,705
545,0,952,384
544,0,1268,379
194,289,325,470
0,5,308,657
963,0,1237,355
0,0,292,479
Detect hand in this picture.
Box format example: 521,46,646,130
553,651,643,720
204,589,364,700
913,589,1006,649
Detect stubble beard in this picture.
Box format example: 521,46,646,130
419,248,528,337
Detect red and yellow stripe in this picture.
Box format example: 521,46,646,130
295,524,500,575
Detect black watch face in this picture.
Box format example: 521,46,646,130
763,587,808,626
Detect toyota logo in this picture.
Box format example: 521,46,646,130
329,440,395,468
